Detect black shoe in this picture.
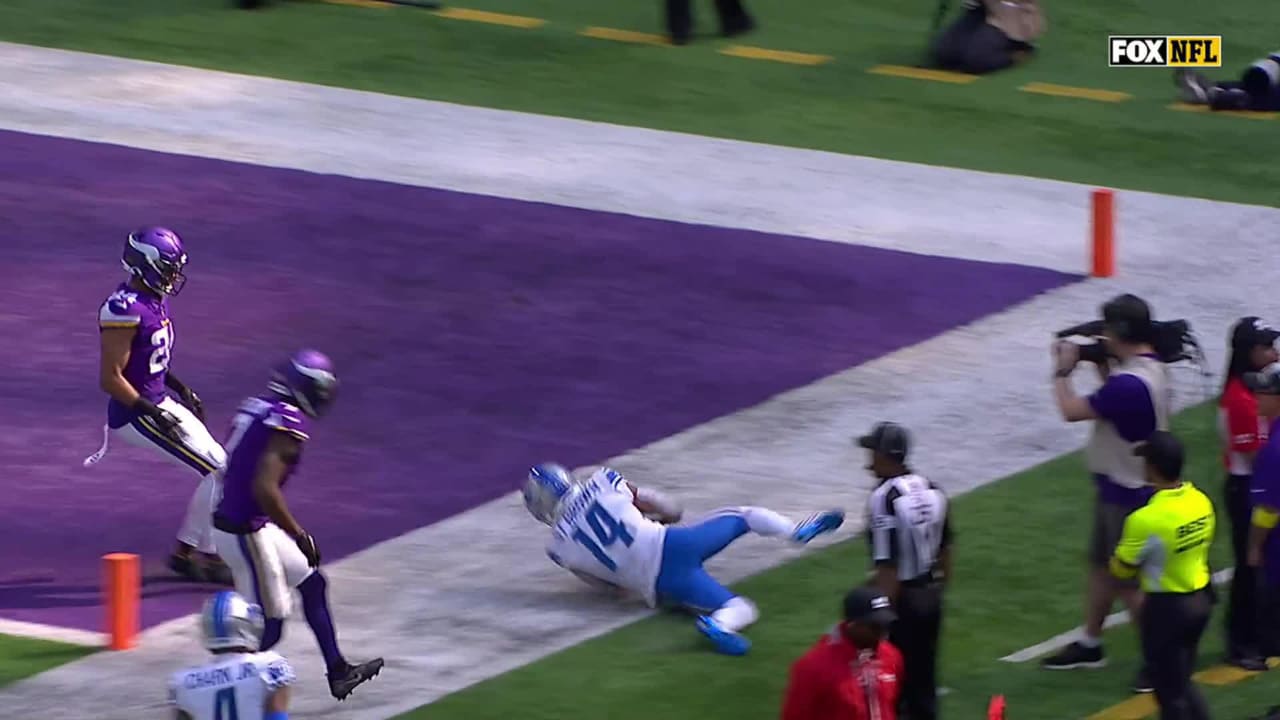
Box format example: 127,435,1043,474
1227,654,1270,672
200,554,235,586
1041,642,1106,670
1132,666,1153,694
720,14,755,38
328,658,384,701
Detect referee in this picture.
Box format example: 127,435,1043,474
1110,431,1215,720
860,421,952,720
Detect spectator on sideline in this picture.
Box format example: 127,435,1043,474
860,421,951,720
931,0,1045,75
1043,294,1172,696
665,0,754,46
781,587,903,720
1219,318,1279,670
1111,431,1215,720
1176,52,1280,112
1245,364,1280,657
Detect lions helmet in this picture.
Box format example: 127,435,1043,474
122,227,188,296
268,349,338,418
200,591,265,652
523,463,574,525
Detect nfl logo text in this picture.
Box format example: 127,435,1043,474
1108,36,1222,67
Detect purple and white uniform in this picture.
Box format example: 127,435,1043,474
213,396,315,618
93,283,227,554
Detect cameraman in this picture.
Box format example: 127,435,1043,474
1041,293,1172,696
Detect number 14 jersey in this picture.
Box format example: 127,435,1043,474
546,467,667,606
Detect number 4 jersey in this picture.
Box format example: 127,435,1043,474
98,282,173,428
546,467,666,607
168,650,295,720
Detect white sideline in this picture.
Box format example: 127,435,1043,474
0,619,105,648
999,568,1235,663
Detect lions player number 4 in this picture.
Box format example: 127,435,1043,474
572,501,635,572
213,687,239,720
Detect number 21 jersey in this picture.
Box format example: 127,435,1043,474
98,282,173,428
546,468,666,606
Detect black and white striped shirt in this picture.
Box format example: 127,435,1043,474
866,473,953,582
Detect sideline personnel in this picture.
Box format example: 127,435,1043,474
1245,364,1280,657
1220,318,1279,669
860,422,951,720
1110,431,1214,720
782,587,904,720
1044,294,1171,695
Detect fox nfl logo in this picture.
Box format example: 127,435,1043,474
1109,36,1222,67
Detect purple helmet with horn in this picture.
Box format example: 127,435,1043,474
122,227,189,296
268,349,338,418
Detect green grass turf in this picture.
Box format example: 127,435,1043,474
398,402,1280,720
0,634,95,688
0,0,1276,206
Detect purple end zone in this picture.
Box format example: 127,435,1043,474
0,129,1078,632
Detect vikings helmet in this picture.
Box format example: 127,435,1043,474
523,463,575,525
122,227,188,296
268,349,338,418
200,591,265,652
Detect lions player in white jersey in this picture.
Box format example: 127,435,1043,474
523,464,845,656
168,591,295,720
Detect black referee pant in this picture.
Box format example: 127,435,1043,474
1225,473,1262,659
1141,589,1212,720
889,578,943,720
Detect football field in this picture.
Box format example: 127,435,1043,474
1,1,1279,718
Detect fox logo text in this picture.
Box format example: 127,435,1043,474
1108,36,1222,67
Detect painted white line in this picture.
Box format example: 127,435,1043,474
0,619,105,648
999,568,1234,663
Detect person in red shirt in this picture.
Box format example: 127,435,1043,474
1220,316,1280,670
782,587,904,720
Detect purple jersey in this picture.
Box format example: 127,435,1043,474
216,396,312,530
98,282,174,428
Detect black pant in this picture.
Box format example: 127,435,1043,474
930,7,1027,75
1141,590,1212,720
889,580,943,720
665,0,752,43
1225,473,1261,658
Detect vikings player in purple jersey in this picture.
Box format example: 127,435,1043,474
213,350,383,702
89,227,231,585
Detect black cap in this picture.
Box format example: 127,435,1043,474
858,422,910,463
1101,293,1153,342
1245,364,1280,395
1232,317,1280,352
843,587,897,626
1133,430,1185,480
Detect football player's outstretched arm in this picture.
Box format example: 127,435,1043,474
99,328,140,407
627,482,683,524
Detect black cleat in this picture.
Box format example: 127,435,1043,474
328,658,385,701
1041,642,1106,670
1227,654,1270,672
1131,666,1154,694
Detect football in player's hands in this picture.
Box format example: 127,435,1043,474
294,532,321,568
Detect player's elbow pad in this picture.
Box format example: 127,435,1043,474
1253,507,1280,529
1109,556,1138,579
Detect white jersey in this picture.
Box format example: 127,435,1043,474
168,650,294,720
546,467,666,606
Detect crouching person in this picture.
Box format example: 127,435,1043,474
1177,52,1280,112
932,0,1045,75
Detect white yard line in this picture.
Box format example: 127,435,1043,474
999,569,1235,663
0,619,105,648
0,42,1276,720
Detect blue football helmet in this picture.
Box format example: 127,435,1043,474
523,463,574,525
200,591,265,652
122,227,188,296
268,349,338,418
